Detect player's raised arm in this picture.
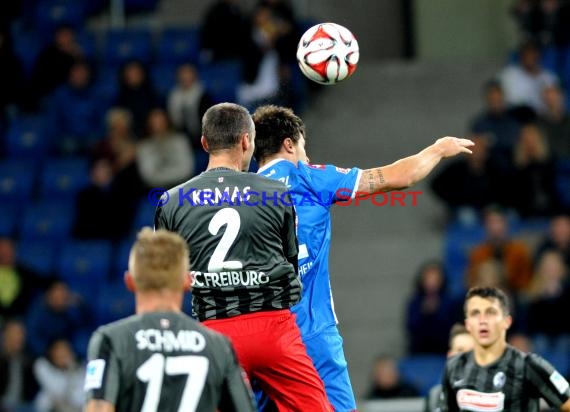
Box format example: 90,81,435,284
357,136,474,194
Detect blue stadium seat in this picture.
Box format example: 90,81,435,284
0,159,37,204
94,280,135,325
540,349,570,378
57,240,112,286
113,237,135,280
150,64,178,101
93,65,120,104
34,0,87,35
40,157,90,200
157,28,201,66
124,0,160,14
132,199,157,233
19,200,74,243
398,355,447,396
103,29,153,67
76,30,99,62
16,239,59,277
200,61,243,103
5,115,53,159
11,27,45,78
0,204,20,237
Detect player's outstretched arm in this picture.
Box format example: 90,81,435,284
85,399,115,412
357,136,474,194
561,399,570,411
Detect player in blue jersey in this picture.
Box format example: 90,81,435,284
252,105,474,411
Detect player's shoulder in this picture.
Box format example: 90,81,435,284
95,314,142,338
249,171,289,192
446,350,472,371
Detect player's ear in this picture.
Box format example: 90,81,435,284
201,136,209,153
504,314,513,331
241,132,251,152
283,137,294,153
183,272,192,291
124,271,136,292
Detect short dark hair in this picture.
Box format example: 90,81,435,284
448,323,469,348
252,105,305,162
464,286,510,316
202,103,254,153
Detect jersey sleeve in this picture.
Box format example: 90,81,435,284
218,340,257,412
84,329,120,405
437,363,457,412
299,163,362,204
525,353,570,408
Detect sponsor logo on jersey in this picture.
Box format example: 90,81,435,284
192,270,269,288
335,167,350,174
493,371,506,389
456,389,504,411
550,371,570,394
84,359,106,391
307,164,325,169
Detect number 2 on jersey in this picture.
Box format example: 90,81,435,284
207,208,243,272
137,354,209,412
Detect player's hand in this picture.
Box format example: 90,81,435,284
434,136,474,157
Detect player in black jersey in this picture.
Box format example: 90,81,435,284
84,228,256,412
438,286,570,411
155,102,332,411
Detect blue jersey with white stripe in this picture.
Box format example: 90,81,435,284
258,159,362,338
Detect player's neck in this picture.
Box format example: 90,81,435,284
135,291,183,314
207,151,244,172
260,153,296,168
473,339,508,366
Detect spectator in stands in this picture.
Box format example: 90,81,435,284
508,332,534,352
0,320,38,412
526,250,570,351
72,158,130,240
507,123,561,217
406,260,456,354
33,339,84,412
498,40,558,114
136,108,194,189
470,80,520,162
167,63,214,150
430,134,505,221
26,281,91,357
365,355,419,399
425,324,475,412
535,213,570,268
0,29,24,118
538,84,570,160
51,60,106,154
200,0,251,62
258,0,299,66
511,0,570,48
116,60,158,137
0,238,49,323
29,25,84,107
466,205,533,292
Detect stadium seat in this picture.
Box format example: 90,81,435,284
124,0,160,14
57,240,112,287
398,355,446,396
5,115,53,159
94,280,135,325
156,27,201,66
34,0,87,35
40,157,90,200
0,159,37,204
150,64,178,102
0,204,20,237
200,60,243,103
76,30,99,62
11,26,45,78
16,239,59,277
113,237,135,280
19,200,74,243
540,349,570,378
132,199,157,233
92,65,120,105
103,29,153,67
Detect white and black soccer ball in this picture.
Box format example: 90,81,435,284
296,22,359,85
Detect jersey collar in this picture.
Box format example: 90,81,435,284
257,158,288,174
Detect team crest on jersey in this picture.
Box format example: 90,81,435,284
456,389,504,411
84,359,106,390
218,177,224,182
550,371,570,394
335,167,350,174
493,371,506,389
160,318,170,328
308,164,325,169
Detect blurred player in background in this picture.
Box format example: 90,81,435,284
84,228,256,412
425,323,475,412
155,103,332,411
438,286,570,411
252,104,474,411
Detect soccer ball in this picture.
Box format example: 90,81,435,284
296,22,359,85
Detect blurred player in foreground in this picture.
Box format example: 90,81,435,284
438,286,570,411
155,103,332,411
425,324,475,412
252,104,474,411
84,227,256,412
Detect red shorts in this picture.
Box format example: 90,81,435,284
203,309,333,412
